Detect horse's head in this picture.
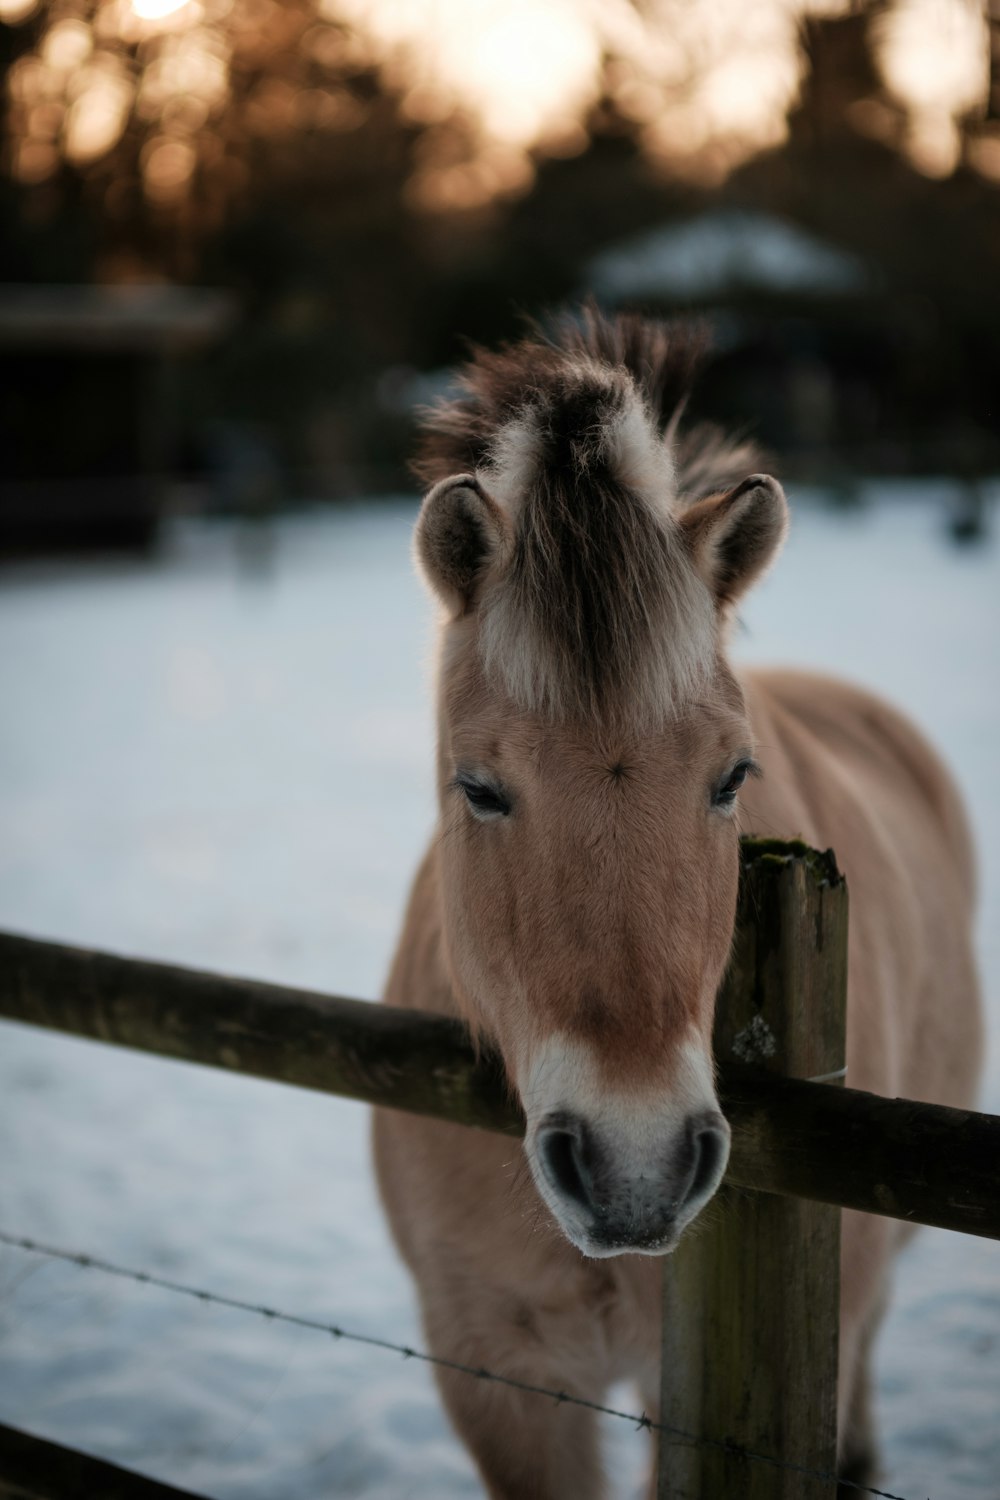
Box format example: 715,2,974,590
415,315,788,1257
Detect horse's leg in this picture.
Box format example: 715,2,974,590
837,1214,893,1494
837,1298,885,1497
838,1354,877,1497
417,1262,609,1500
376,1104,620,1499
433,1354,605,1500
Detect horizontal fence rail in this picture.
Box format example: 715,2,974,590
0,1421,212,1500
1,928,998,1240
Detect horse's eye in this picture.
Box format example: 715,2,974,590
456,775,511,819
713,759,758,809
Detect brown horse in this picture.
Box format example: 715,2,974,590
373,310,982,1498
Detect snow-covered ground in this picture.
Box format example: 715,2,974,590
0,487,997,1499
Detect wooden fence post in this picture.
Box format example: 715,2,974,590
658,839,848,1499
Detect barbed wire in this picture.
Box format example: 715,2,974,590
0,1228,925,1500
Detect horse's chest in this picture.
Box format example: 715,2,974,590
571,1259,663,1380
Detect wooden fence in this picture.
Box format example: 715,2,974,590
0,838,997,1500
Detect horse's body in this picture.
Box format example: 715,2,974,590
373,313,982,1498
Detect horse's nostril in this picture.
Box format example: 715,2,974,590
681,1113,730,1212
538,1117,596,1214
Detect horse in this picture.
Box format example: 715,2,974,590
372,309,982,1498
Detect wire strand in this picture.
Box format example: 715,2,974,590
0,1228,921,1500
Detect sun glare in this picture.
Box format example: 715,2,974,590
0,0,37,21
65,71,133,162
334,0,601,146
131,0,191,19
877,0,987,175
879,0,987,115
441,3,600,144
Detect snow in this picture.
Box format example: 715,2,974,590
0,487,997,1498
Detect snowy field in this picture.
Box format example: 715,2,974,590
0,487,997,1499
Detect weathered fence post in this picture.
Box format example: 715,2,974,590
658,839,848,1498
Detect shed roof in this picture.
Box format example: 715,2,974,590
0,284,236,352
588,209,873,302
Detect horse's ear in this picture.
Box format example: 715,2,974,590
679,473,788,607
415,474,510,614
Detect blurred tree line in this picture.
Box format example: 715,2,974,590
1,0,999,507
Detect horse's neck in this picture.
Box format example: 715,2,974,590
737,669,824,847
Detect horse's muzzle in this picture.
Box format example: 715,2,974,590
533,1107,731,1257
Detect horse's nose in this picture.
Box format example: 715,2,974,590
534,1106,730,1252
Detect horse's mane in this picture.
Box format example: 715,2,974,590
412,306,760,502
414,308,760,725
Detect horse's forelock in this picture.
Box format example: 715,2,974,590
477,461,715,726
419,311,746,725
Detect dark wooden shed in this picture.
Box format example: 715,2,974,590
0,284,234,553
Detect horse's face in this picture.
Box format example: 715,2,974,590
418,467,786,1258
437,656,751,1255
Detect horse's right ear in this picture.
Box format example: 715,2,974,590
415,474,510,615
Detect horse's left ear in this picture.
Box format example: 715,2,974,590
415,473,510,615
679,473,789,606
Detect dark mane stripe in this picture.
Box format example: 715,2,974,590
418,309,756,724
413,307,759,501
